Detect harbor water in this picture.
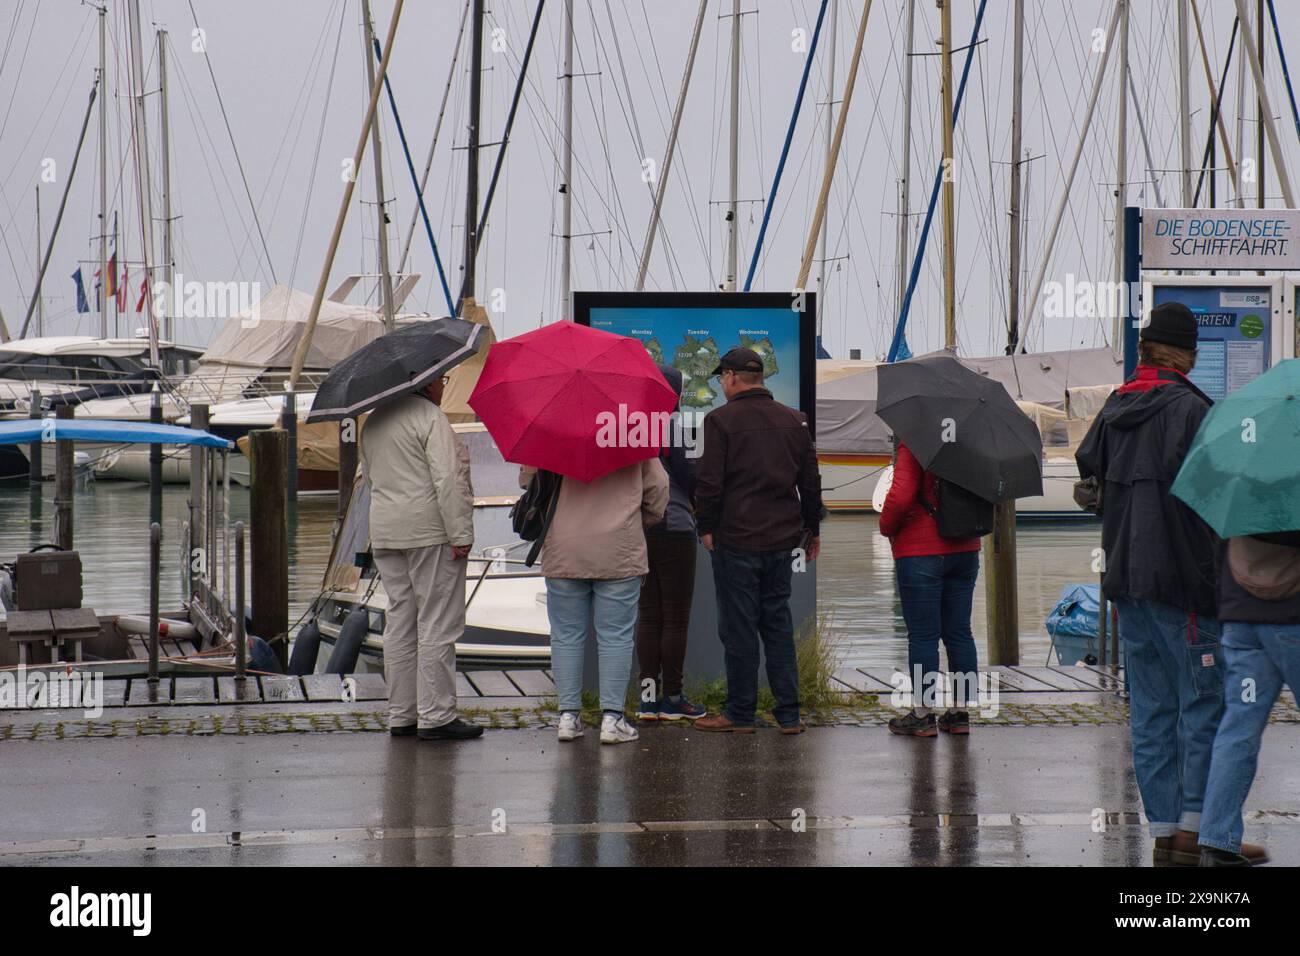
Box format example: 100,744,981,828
0,480,1101,669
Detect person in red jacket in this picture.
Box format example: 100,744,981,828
878,441,982,736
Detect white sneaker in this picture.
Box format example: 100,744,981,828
557,712,584,741
600,713,639,745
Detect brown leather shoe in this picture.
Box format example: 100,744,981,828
1154,830,1203,866
694,714,756,734
779,721,806,735
1156,829,1268,866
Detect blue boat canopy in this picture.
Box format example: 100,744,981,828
0,419,234,449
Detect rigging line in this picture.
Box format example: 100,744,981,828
243,12,337,231
454,0,545,315
0,0,34,150
598,1,687,288
743,0,828,291
167,50,256,283
1191,13,1239,207
1265,0,1300,147
290,1,348,287
186,0,278,284
397,0,470,275
19,82,98,339
885,0,989,362
370,33,455,316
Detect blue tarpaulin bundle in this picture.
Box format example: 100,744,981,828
1045,584,1100,641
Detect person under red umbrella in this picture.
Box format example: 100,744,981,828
472,322,673,744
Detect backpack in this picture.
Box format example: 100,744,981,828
922,478,995,539
510,469,564,567
1228,535,1300,602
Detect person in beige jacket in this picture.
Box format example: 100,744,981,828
361,376,481,741
523,458,668,744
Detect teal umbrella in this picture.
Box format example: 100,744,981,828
1171,359,1300,537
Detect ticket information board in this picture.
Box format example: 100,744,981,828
1149,281,1277,401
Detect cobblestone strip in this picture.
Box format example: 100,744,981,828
1,697,1295,741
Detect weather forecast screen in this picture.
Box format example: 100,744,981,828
580,299,807,426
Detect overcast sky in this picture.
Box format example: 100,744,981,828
2,0,1298,360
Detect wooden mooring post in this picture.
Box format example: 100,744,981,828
27,388,42,483
248,428,289,671
188,403,209,604
983,501,1019,665
53,405,74,551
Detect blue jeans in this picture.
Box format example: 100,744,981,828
1200,621,1300,853
546,576,641,713
1113,597,1224,837
710,547,800,727
895,551,980,707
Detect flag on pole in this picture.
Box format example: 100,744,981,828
117,266,128,311
93,269,102,311
72,268,90,314
105,252,118,298
135,277,148,313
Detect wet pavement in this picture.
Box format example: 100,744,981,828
3,723,1298,866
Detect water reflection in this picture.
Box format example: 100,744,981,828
0,484,1100,670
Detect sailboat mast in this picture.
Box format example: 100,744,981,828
1114,0,1128,353
35,187,43,335
725,0,741,292
126,0,159,365
559,0,573,318
939,0,955,349
462,0,484,313
158,29,174,343
98,3,108,337
1178,0,1193,206
362,0,396,330
1005,0,1023,355
896,0,914,319
817,0,838,326
1256,0,1265,208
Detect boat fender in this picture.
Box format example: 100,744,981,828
288,618,322,676
324,608,369,675
246,634,282,674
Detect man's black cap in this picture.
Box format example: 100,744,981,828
711,346,764,376
1141,301,1199,351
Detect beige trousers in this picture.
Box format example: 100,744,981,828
374,544,466,729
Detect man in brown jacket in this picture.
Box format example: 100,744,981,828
694,347,823,734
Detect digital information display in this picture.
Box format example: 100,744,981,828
572,291,816,427
1150,283,1273,401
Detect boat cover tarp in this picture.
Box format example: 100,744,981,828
0,419,233,448
199,284,429,370
817,347,1123,455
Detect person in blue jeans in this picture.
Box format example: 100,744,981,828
526,459,668,745
693,348,823,734
1076,304,1261,865
878,442,982,736
1197,531,1300,866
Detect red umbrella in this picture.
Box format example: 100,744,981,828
468,321,678,483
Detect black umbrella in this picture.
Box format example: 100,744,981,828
876,352,1043,502
305,318,484,422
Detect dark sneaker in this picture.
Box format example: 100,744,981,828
659,695,706,721
389,723,417,737
418,718,484,741
888,710,937,737
636,698,661,721
937,709,970,735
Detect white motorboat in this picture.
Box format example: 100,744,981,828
312,423,550,667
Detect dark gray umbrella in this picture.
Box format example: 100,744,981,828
305,318,484,422
876,352,1043,502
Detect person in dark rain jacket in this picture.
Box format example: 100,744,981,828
1076,300,1263,867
